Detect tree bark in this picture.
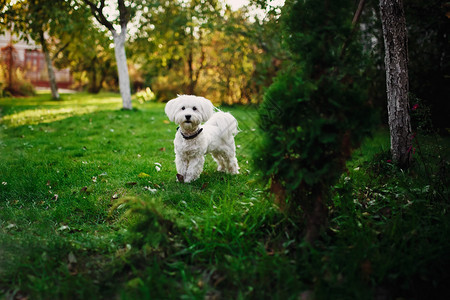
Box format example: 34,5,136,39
83,0,132,110
380,0,412,168
39,30,60,100
113,27,132,110
301,191,328,244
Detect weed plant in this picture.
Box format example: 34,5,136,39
1,93,449,299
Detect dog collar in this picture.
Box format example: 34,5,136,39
177,127,203,140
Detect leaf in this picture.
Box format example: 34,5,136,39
143,186,157,193
126,182,137,186
138,172,151,178
58,225,70,231
200,182,208,191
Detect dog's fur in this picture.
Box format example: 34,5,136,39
165,95,239,183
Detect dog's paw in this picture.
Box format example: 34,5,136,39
176,173,185,183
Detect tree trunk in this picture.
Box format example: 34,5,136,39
380,0,412,168
88,59,100,94
301,191,328,244
39,30,59,100
112,27,132,110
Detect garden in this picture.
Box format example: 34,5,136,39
1,0,449,299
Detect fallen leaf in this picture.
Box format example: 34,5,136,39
159,147,166,152
6,223,17,230
58,225,70,231
126,182,137,186
163,120,170,124
143,186,157,193
200,182,208,191
112,193,119,199
138,172,151,178
51,194,59,201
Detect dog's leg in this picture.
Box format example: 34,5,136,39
212,152,226,172
175,155,189,182
222,146,239,174
184,156,205,183
225,155,239,174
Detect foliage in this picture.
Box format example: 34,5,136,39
53,9,118,93
255,0,374,238
0,63,35,97
130,0,283,104
135,87,156,103
405,0,450,130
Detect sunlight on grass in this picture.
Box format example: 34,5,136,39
2,106,106,127
0,93,123,127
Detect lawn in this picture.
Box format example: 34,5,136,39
1,92,449,299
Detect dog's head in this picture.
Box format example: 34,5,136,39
165,95,214,131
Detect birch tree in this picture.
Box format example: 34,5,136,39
82,0,134,110
380,0,413,168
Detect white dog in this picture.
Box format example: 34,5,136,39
165,95,239,183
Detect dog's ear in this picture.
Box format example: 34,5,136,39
165,98,177,122
199,97,214,122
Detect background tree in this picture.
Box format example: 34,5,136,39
404,0,450,131
54,13,116,93
82,0,138,110
1,0,75,100
379,0,412,168
255,0,374,242
130,0,283,104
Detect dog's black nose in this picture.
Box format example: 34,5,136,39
185,115,191,120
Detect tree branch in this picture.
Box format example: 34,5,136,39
82,0,115,32
340,0,366,59
51,40,70,60
117,0,130,30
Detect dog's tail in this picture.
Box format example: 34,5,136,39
205,111,239,137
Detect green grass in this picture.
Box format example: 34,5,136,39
1,92,449,299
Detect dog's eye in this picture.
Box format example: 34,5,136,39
193,107,197,111
181,106,185,110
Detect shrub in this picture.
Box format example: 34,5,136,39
255,0,375,242
135,87,156,104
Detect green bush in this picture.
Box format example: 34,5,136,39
255,0,375,241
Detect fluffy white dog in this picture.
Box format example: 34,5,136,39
165,95,239,183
